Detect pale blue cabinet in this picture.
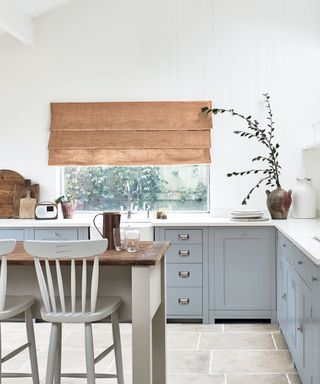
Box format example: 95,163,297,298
0,226,89,240
154,226,209,322
155,225,275,323
209,227,276,322
277,230,319,384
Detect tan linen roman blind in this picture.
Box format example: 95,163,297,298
48,101,212,166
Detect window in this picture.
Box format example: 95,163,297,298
63,165,209,212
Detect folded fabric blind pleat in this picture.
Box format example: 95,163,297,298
48,100,212,166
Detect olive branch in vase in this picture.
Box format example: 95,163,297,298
202,93,282,205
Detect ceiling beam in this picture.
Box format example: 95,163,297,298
0,0,34,44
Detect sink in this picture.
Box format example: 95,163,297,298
120,213,151,223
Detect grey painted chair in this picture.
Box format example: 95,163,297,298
0,239,39,383
24,239,124,384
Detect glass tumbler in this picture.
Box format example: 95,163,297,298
125,228,140,253
113,228,127,251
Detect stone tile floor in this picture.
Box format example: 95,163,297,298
0,322,301,384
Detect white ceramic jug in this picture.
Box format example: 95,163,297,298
291,178,317,218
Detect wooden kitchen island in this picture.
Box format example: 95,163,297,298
8,241,171,384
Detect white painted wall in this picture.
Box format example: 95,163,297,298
0,0,319,212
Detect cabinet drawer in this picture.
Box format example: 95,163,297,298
0,229,24,240
167,287,202,316
166,244,202,263
277,232,292,257
164,229,202,244
34,228,78,241
291,246,319,286
167,264,202,287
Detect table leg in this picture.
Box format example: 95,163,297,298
152,257,166,384
132,266,153,384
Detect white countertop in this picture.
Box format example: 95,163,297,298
151,215,274,226
275,219,320,266
0,218,92,227
1,215,320,265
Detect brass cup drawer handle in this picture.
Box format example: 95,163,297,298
178,234,190,241
178,298,190,305
178,271,190,278
178,250,190,257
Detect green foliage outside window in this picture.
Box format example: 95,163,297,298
64,165,208,211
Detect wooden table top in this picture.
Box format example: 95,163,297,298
9,241,171,266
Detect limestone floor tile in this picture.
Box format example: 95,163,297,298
32,347,114,383
227,374,289,384
63,327,131,350
167,331,199,350
224,323,279,333
199,332,275,350
168,373,225,384
167,350,211,374
167,323,223,332
210,350,297,374
107,345,132,374
272,332,289,350
287,374,302,384
0,348,30,374
60,347,114,373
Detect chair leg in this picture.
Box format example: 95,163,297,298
25,308,40,384
46,323,59,384
54,323,62,384
84,323,95,384
111,310,124,384
0,322,2,384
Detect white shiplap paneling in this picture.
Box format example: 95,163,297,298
0,0,319,210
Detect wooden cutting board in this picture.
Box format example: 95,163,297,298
0,170,25,218
13,182,40,218
19,191,37,219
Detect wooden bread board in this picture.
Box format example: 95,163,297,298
0,170,25,218
19,191,37,219
13,183,39,218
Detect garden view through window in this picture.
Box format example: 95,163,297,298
63,165,209,212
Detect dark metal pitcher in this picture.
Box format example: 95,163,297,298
93,212,121,250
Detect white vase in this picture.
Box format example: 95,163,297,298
291,178,317,218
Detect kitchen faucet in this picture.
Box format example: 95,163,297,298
125,181,134,219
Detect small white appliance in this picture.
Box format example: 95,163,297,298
34,201,58,220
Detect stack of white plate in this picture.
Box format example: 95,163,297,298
229,209,268,222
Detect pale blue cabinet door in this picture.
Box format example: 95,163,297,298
286,267,314,384
277,250,290,338
212,228,275,311
296,276,313,384
287,267,298,357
